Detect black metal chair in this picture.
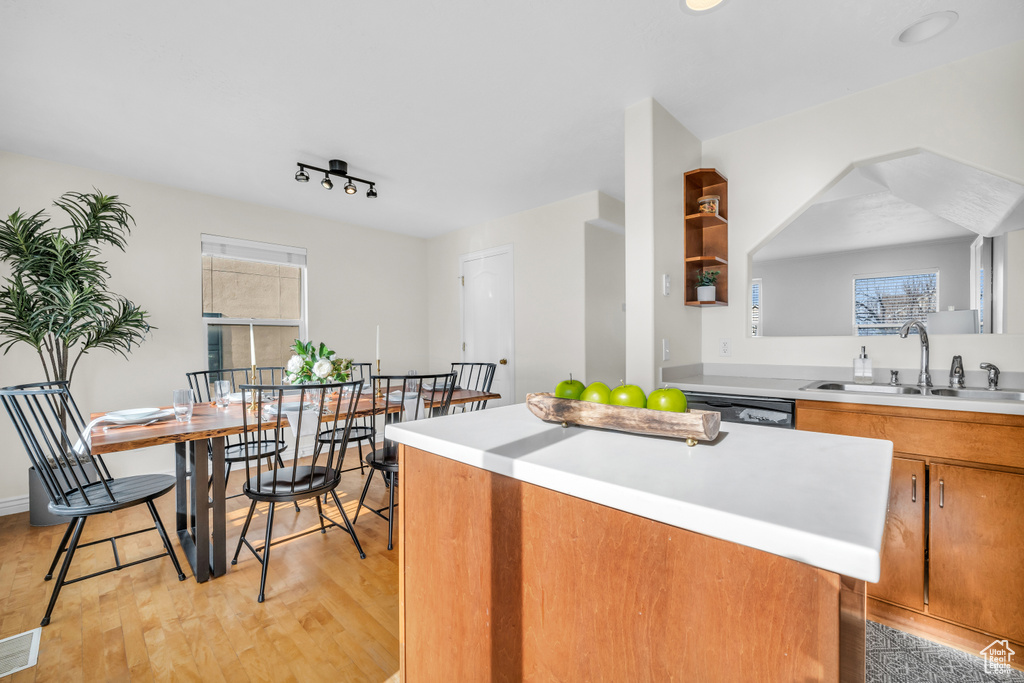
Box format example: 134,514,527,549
316,362,373,476
355,373,456,550
449,362,497,413
231,380,365,602
186,367,288,499
0,381,186,626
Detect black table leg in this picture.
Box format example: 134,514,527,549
210,436,227,578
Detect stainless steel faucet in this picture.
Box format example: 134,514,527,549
949,355,965,388
899,319,932,388
980,362,1001,390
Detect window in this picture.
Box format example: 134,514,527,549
201,235,307,371
853,270,937,336
751,278,762,337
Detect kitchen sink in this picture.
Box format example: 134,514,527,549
801,381,923,395
928,388,1024,401
801,381,1024,402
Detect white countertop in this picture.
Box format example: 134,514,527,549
388,403,893,582
667,375,1024,415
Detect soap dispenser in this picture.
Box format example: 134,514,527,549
854,346,873,384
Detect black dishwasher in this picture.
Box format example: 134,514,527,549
683,391,795,429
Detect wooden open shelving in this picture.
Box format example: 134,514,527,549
684,168,728,306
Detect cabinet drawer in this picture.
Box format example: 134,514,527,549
796,401,1024,469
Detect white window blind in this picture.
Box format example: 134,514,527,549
854,271,938,336
751,278,762,337
201,234,306,266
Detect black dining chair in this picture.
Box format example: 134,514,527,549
0,381,186,626
355,373,456,550
449,362,497,413
231,380,365,602
186,367,288,499
316,362,374,476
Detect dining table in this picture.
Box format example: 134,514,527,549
88,387,500,582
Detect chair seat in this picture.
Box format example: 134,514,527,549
243,466,337,501
317,425,373,444
364,448,399,473
49,474,176,517
223,438,287,463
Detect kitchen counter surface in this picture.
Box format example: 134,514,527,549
668,374,1024,415
389,403,892,582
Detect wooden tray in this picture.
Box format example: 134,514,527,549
526,393,720,444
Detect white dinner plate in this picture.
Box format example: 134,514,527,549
104,408,174,425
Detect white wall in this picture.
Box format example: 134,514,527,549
0,151,428,503
585,223,625,385
753,237,973,337
624,99,702,390
699,40,1024,372
426,191,624,401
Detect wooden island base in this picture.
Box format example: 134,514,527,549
398,445,866,682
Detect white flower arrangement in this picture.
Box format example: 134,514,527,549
283,340,352,385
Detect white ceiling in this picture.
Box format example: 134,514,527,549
2,1,1023,238
752,151,1024,262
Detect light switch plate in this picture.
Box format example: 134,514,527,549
662,338,670,361
663,274,670,296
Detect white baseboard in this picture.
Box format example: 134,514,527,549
0,495,30,517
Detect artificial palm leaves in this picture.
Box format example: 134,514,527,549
0,191,152,384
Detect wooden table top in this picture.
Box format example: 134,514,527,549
89,389,500,455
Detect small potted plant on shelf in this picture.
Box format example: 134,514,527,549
696,270,719,302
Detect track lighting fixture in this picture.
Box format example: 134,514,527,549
294,158,378,198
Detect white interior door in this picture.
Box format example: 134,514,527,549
461,246,514,407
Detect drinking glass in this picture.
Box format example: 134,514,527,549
212,380,231,407
172,389,194,423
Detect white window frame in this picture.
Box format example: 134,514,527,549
201,235,308,367
852,268,939,336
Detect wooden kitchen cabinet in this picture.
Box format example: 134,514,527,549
683,168,728,306
929,463,1024,642
797,400,1024,666
870,456,926,611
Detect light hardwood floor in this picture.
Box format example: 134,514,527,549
0,447,400,682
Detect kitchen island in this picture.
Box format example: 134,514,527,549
390,403,893,682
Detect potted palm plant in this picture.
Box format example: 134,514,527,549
0,191,152,386
0,191,152,525
696,270,719,302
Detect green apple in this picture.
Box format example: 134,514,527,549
555,374,585,399
610,384,646,409
648,387,687,413
580,381,611,404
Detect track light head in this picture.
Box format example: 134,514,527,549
295,168,309,183
344,180,357,195
321,174,333,190
295,158,378,198
366,186,377,198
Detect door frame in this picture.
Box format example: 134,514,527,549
459,244,515,403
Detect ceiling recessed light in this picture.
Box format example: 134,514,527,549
894,11,958,46
679,0,727,14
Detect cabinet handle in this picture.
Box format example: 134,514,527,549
939,479,944,508
911,474,917,503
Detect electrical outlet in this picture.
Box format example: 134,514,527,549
719,338,731,357
663,274,671,296
662,338,670,361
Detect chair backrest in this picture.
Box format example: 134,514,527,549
186,367,255,402
449,362,496,413
257,366,286,384
240,381,363,497
372,373,456,458
0,381,117,508
349,363,373,384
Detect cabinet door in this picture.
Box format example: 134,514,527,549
869,456,925,610
929,464,1024,641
